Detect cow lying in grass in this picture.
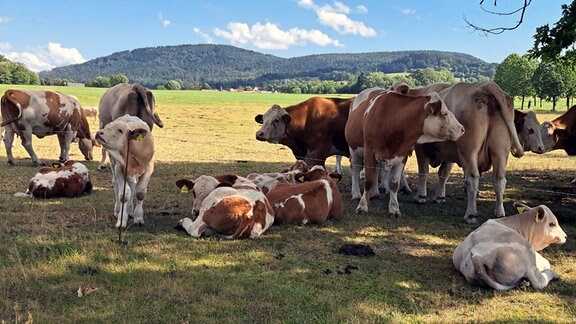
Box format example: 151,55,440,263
176,174,274,239
18,160,92,198
266,165,344,225
453,203,567,290
246,159,310,194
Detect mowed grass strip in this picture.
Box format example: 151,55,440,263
0,85,574,322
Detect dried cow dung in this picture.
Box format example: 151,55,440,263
337,244,375,257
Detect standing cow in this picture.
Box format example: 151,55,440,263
345,88,465,217
98,83,163,169
95,115,155,228
254,97,353,173
540,105,576,182
453,203,567,290
412,81,524,223
1,89,95,166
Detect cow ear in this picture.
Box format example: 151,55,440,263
297,175,305,183
282,114,292,124
393,82,409,94
534,206,546,223
513,201,532,214
329,172,342,184
129,128,149,141
214,174,237,187
425,93,442,115
216,182,233,188
555,129,570,139
255,114,264,124
176,179,194,192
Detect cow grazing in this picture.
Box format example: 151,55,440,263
540,105,576,182
1,89,95,166
95,115,154,228
21,160,92,198
98,83,163,169
453,203,567,290
175,174,274,239
246,159,310,194
254,97,353,174
266,165,344,225
345,88,465,216
412,81,524,223
83,107,98,120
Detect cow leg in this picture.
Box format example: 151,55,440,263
414,145,429,203
399,167,412,194
492,157,507,218
112,164,132,228
3,127,16,165
525,266,559,289
433,162,454,203
133,171,153,225
462,161,480,224
56,130,74,163
178,217,207,238
386,162,404,218
350,147,364,200
535,251,552,271
20,127,42,166
334,155,343,174
98,147,108,170
356,149,377,214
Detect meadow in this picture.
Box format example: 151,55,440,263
0,85,575,323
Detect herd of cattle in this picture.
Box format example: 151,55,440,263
0,80,571,291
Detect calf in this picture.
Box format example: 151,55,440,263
175,174,274,239
453,203,567,290
95,115,154,228
345,88,465,217
1,89,95,166
266,165,344,225
246,160,310,194
21,160,92,198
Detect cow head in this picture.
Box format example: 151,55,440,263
418,92,465,144
176,175,232,217
516,111,545,154
540,121,572,154
255,104,291,143
95,115,150,152
78,138,94,160
298,165,342,184
513,202,567,251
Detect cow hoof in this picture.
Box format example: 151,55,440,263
433,197,445,203
415,195,427,204
388,212,401,219
355,208,368,215
351,194,361,200
464,215,478,224
7,161,14,166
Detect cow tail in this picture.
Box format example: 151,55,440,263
471,254,514,291
132,84,163,128
484,81,524,158
0,92,23,127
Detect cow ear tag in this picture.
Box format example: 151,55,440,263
135,133,144,141
180,185,189,194
297,175,305,183
516,206,526,214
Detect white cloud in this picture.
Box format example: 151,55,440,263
0,42,86,72
213,22,342,50
194,27,214,44
158,12,170,28
401,8,416,15
0,17,11,23
356,5,368,14
297,0,376,37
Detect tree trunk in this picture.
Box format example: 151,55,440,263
552,97,557,111
540,98,543,108
567,96,572,109
521,96,525,110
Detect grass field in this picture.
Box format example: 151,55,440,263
0,85,575,323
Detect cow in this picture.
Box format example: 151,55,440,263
246,159,310,194
266,165,344,225
412,81,524,223
95,115,155,228
98,83,163,169
540,105,576,182
83,107,98,120
175,174,274,239
392,82,452,96
254,96,353,174
345,88,465,217
514,109,545,154
18,160,92,198
453,203,567,290
1,89,95,166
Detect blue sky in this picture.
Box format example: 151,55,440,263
0,0,569,72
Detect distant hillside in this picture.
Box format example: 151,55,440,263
39,44,497,89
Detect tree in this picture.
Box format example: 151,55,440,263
110,73,129,86
465,0,532,35
532,62,564,111
410,68,457,86
558,61,576,108
531,1,576,63
165,80,182,90
494,54,537,109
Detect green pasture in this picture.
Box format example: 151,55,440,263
0,85,575,323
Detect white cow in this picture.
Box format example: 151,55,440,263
453,203,567,290
95,115,155,228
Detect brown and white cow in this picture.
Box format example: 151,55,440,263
246,159,310,194
19,160,92,198
254,96,353,173
98,83,163,169
453,203,567,290
175,174,274,239
540,105,576,182
1,89,95,166
412,81,524,223
345,88,465,216
265,165,344,225
95,115,154,228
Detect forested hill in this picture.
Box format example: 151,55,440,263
39,44,497,88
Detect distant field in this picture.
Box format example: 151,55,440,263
0,85,574,322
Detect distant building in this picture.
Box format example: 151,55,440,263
68,83,85,87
